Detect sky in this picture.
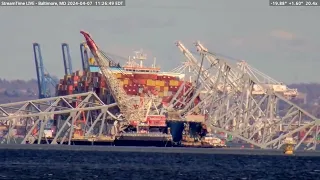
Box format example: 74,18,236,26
0,0,319,84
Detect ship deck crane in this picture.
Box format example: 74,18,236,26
61,43,73,75
33,43,57,99
80,31,151,127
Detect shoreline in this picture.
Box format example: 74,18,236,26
0,144,319,156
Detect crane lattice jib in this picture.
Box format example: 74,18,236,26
80,31,146,122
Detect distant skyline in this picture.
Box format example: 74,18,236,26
0,0,319,83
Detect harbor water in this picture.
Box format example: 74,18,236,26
0,148,319,180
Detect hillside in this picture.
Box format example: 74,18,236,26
0,79,39,103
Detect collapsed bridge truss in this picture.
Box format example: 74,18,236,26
0,92,119,145
172,41,320,150
0,41,319,151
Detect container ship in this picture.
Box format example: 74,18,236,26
50,49,224,147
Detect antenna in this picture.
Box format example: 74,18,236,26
133,49,147,67
153,57,156,68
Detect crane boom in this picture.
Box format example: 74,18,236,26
80,31,146,122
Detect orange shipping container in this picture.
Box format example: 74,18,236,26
146,79,155,86
155,80,165,86
123,78,130,85
163,91,168,96
169,80,179,86
114,73,122,79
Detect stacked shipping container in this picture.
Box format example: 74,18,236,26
55,69,189,130
56,70,186,105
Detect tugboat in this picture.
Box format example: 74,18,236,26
283,137,296,155
201,133,227,148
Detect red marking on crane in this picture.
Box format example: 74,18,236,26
80,31,98,53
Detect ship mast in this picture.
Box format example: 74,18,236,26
133,49,147,68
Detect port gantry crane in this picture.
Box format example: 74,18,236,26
61,43,73,76
80,42,90,71
189,41,319,150
33,43,57,99
79,31,156,131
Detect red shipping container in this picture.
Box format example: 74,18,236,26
166,76,171,80
163,80,169,86
149,74,158,80
124,74,134,78
147,115,166,127
68,85,73,91
299,131,306,139
130,120,138,126
126,86,138,95
147,86,155,91
73,76,79,81
136,79,147,85
168,86,178,92
100,81,106,87
162,96,172,103
134,74,145,79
